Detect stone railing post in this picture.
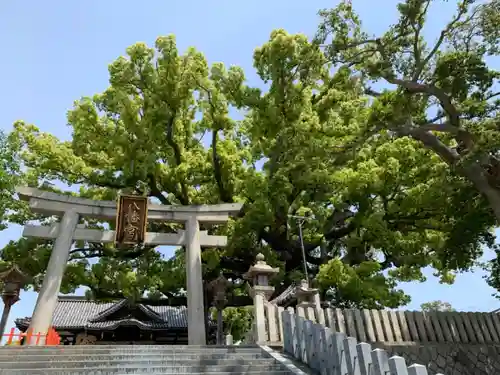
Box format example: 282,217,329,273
295,279,325,325
244,253,279,344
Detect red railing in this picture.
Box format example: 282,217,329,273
3,327,60,346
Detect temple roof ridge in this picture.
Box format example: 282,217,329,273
89,300,128,322
15,298,213,331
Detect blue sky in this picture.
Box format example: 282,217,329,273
0,0,498,333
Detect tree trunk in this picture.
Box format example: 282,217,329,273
0,302,12,339
216,308,223,345
409,128,500,224
464,163,500,223
480,186,500,223
203,284,210,344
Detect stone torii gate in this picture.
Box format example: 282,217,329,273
16,187,242,345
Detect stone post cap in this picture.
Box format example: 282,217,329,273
208,272,231,291
295,279,319,296
243,253,280,280
0,265,27,306
0,265,27,284
208,272,231,308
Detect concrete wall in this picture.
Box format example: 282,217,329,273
379,343,500,375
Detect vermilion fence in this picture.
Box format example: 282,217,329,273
3,327,60,346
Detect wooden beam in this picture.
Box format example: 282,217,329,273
23,224,228,247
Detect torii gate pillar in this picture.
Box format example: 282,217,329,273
16,187,242,345
186,216,205,345
28,210,79,344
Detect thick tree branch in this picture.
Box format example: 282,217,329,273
324,220,357,241
365,88,381,97
68,251,102,260
418,122,474,151
384,75,461,128
89,287,253,307
418,122,459,133
426,112,447,124
147,173,171,205
165,115,190,205
406,127,460,165
211,130,233,203
306,252,331,266
198,83,234,203
218,256,253,275
375,39,462,131
413,1,467,80
409,0,431,80
486,92,500,101
68,244,151,261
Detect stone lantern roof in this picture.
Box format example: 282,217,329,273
243,253,279,281
0,265,27,284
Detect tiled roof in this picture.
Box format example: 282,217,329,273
269,283,297,306
15,296,211,331
89,299,129,323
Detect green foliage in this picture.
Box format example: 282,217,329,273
211,306,254,342
316,0,500,206
317,259,409,309
0,130,21,231
2,22,497,310
316,0,500,294
420,300,455,312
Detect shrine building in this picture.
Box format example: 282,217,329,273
15,296,216,345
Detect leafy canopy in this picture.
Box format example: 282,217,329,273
2,21,496,310
315,0,500,295
420,300,455,312
0,130,22,231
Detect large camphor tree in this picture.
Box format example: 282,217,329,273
0,2,497,331
315,0,500,293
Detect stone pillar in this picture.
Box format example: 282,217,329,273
0,303,12,340
208,273,230,345
0,266,26,339
26,210,79,345
295,279,324,325
185,216,206,345
244,254,279,344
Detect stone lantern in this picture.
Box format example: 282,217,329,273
244,253,279,344
208,272,231,345
295,278,324,325
0,265,27,338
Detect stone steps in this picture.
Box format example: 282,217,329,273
0,359,279,369
0,354,265,362
0,348,264,354
0,344,260,351
0,364,285,372
0,345,291,375
0,345,261,352
0,371,291,375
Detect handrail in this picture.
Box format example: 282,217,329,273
3,327,60,346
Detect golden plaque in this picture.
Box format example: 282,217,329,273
115,195,149,246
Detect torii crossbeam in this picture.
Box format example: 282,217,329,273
16,187,243,345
